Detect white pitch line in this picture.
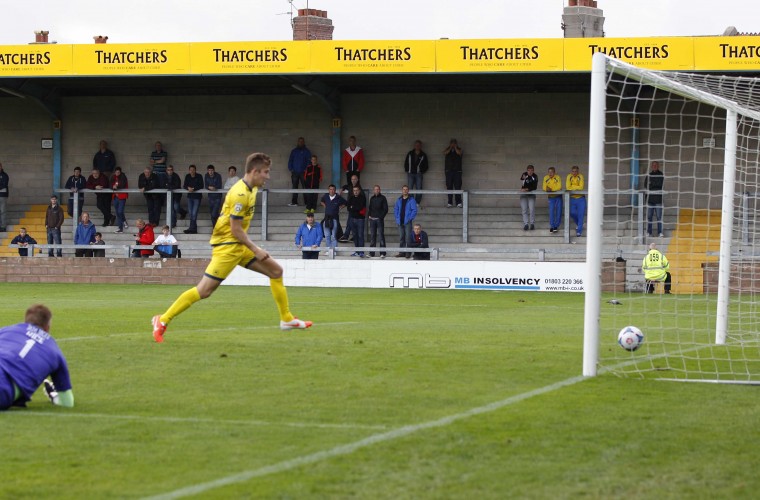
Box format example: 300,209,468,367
57,322,360,342
142,374,588,500
13,411,388,431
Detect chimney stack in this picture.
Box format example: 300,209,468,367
563,0,605,38
292,9,334,40
94,36,109,44
33,30,50,44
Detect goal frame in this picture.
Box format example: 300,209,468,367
582,53,749,378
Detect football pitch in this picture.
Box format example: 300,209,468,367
3,283,759,499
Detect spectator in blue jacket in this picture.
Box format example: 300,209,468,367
287,137,311,206
295,213,324,259
74,212,97,257
394,185,418,258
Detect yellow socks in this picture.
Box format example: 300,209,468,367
270,277,294,322
160,287,202,324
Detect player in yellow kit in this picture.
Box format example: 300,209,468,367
152,152,312,343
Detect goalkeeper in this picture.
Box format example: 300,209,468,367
0,304,74,410
642,243,672,294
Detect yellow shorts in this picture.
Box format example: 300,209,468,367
204,243,256,281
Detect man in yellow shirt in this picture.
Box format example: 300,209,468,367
152,152,312,343
642,243,672,294
566,165,586,237
543,167,562,233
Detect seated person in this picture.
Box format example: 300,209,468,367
91,232,106,257
10,227,37,256
132,219,155,258
408,223,430,260
153,225,180,258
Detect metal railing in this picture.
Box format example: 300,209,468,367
53,187,682,245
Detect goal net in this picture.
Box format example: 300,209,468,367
583,53,760,384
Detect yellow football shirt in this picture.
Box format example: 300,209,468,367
209,179,258,246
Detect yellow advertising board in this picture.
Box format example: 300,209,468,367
190,41,309,74
436,38,563,72
564,37,694,71
72,43,190,76
0,44,72,77
694,36,760,71
309,40,436,73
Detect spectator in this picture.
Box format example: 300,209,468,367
320,184,347,250
409,223,430,260
132,218,155,258
153,225,180,258
0,162,7,232
86,168,113,227
347,185,368,258
10,227,36,257
567,165,586,238
0,304,74,410
443,138,463,208
93,140,116,179
295,212,323,259
74,212,96,257
303,155,322,214
183,164,204,234
645,160,665,237
91,232,106,257
165,165,186,229
339,173,361,243
394,185,418,258
342,135,365,186
287,137,311,206
543,167,562,233
45,195,64,257
368,184,388,258
110,166,129,233
64,166,85,221
403,140,428,207
223,166,240,190
149,141,168,186
205,165,223,228
520,164,538,231
643,242,672,294
138,167,161,227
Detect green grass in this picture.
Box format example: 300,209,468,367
2,283,760,499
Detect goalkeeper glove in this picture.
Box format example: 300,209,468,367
43,379,60,405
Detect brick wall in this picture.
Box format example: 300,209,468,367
293,9,334,40
702,262,760,293
0,256,208,285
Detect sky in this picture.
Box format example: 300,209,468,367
0,0,757,45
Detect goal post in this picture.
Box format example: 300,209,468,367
584,53,760,383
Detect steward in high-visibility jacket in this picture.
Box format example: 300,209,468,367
642,243,672,294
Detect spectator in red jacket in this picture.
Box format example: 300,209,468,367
131,218,155,258
341,135,365,187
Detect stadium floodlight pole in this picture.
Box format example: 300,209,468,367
582,52,607,377
715,109,738,345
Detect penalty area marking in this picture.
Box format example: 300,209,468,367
142,373,589,500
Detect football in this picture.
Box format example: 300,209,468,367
618,326,644,351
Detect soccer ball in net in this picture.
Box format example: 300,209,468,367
618,326,644,352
